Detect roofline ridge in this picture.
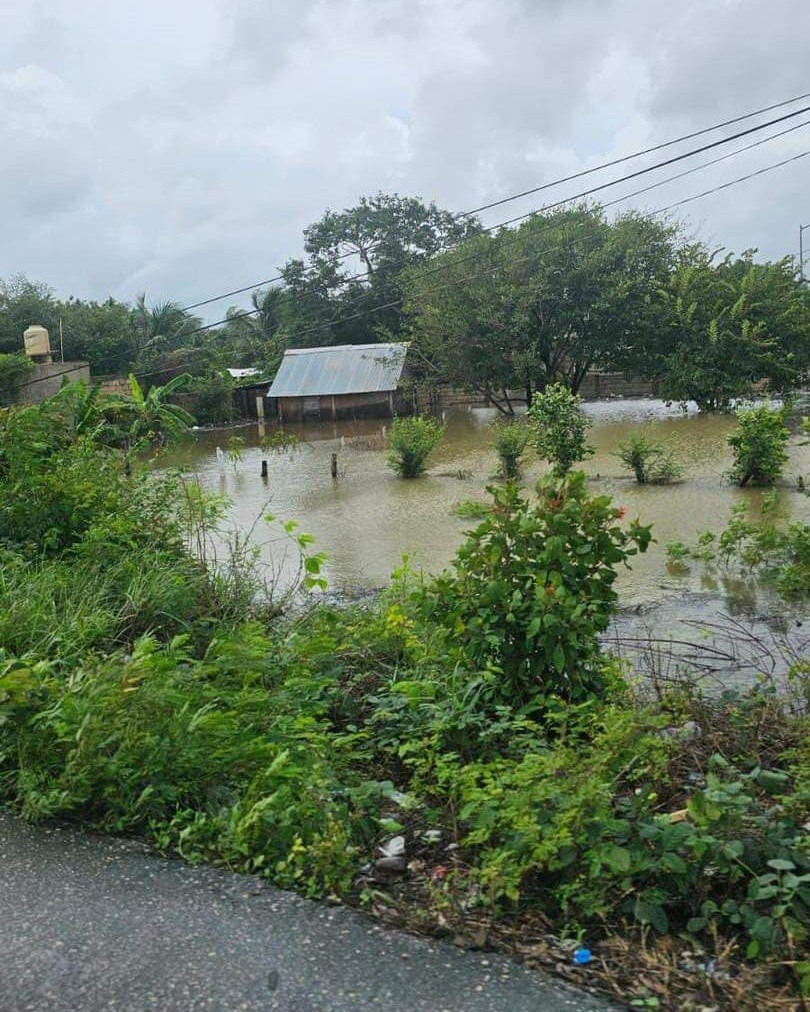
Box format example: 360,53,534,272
283,341,410,356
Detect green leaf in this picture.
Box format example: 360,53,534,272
723,839,744,859
767,858,796,872
754,769,790,794
634,897,669,933
604,844,632,874
661,852,688,875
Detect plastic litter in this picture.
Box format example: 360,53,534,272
573,947,592,966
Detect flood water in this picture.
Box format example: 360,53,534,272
162,399,810,612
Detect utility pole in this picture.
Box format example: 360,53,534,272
800,223,810,284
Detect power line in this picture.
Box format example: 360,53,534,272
179,90,810,311
463,89,810,216
133,145,810,379
488,117,810,232
249,124,810,347
654,149,810,213
283,148,810,345
183,110,810,335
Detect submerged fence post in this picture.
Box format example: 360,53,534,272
261,459,268,480
331,452,338,479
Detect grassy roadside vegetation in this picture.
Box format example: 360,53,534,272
0,393,808,1010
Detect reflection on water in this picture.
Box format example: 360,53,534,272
161,400,810,610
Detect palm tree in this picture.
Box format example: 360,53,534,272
222,287,289,370
131,296,203,364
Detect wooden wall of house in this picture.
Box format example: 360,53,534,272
274,389,413,422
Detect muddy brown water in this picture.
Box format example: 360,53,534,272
160,400,809,686
162,400,808,598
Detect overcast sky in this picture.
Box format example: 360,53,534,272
2,0,809,319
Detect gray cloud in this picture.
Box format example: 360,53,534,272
1,0,808,317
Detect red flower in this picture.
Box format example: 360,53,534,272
431,864,449,882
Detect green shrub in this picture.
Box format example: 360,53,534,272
527,383,593,475
260,429,300,454
0,632,372,896
419,473,651,705
386,415,444,478
0,352,34,405
437,694,809,955
226,434,246,469
616,431,682,484
667,496,810,602
492,419,530,479
185,371,234,426
728,402,790,486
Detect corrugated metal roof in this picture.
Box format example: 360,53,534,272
227,367,261,379
268,343,409,398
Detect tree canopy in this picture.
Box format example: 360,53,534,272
1,192,807,412
280,191,481,345
403,205,679,411
651,251,810,411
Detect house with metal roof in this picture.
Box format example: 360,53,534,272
267,342,412,421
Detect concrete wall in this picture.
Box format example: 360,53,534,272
15,362,90,404
418,372,657,410
97,377,131,396
577,372,658,399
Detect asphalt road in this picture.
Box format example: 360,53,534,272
0,813,613,1012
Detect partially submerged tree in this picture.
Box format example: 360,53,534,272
654,251,810,411
727,402,790,487
404,206,678,411
386,415,445,478
528,383,594,475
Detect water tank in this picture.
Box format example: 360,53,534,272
23,324,52,361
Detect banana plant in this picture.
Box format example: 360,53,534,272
126,373,195,450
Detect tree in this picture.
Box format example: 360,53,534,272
0,275,58,356
0,275,142,375
655,251,810,411
404,205,678,411
282,192,481,346
528,383,594,475
727,402,790,487
386,415,445,477
403,231,518,411
130,296,203,367
62,298,136,374
220,287,291,372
